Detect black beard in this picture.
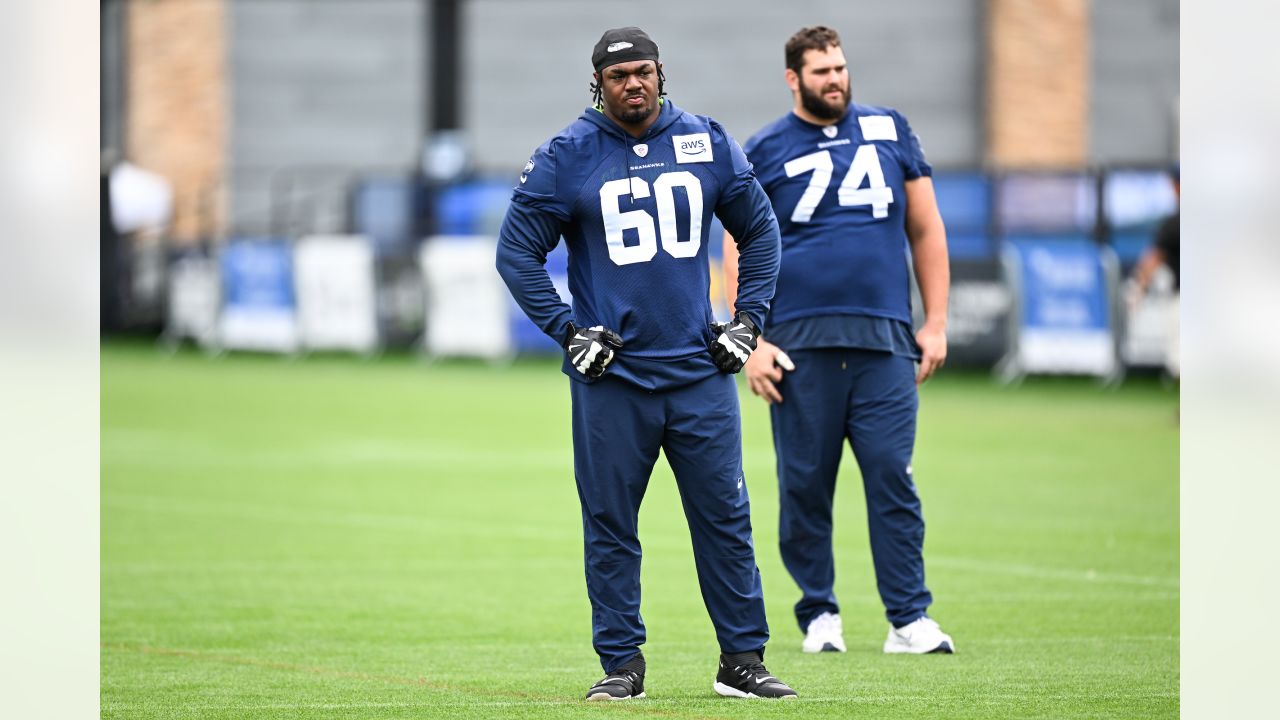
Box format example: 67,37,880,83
799,82,849,121
616,100,656,125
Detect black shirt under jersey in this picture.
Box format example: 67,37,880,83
1155,212,1179,291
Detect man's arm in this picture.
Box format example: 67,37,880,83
721,196,791,402
1132,245,1168,295
710,121,779,332
705,181,780,373
717,180,780,332
721,230,741,313
904,176,949,384
495,200,573,342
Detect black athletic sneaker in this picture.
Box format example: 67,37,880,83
713,651,797,699
585,653,646,701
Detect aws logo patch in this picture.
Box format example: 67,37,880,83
672,133,713,164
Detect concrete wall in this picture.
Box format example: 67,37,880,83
463,0,985,175
119,0,1178,240
101,0,127,154
1091,0,1179,164
227,0,425,235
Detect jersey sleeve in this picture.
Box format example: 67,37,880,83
741,130,764,162
510,140,575,222
716,180,780,331
892,110,933,180
498,140,576,342
740,131,775,193
496,198,574,343
709,121,756,205
716,123,779,330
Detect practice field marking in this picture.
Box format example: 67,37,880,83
104,428,572,471
960,591,1180,603
111,702,429,711
101,495,1180,588
734,692,1179,704
102,492,570,542
102,642,462,690
930,555,1179,589
111,700,689,710
975,634,1178,645
103,643,738,720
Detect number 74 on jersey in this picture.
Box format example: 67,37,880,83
784,144,893,223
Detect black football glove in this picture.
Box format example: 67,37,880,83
564,322,624,379
709,311,760,374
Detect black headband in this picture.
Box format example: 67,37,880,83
592,27,659,74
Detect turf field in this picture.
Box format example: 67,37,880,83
101,341,1178,718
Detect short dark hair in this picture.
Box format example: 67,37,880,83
785,26,842,73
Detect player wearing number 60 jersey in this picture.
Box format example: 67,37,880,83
497,27,796,701
500,66,778,389
724,26,955,657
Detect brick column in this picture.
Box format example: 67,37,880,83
986,0,1089,167
127,0,226,243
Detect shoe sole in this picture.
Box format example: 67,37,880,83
586,691,646,701
883,640,955,654
802,641,847,653
713,682,797,699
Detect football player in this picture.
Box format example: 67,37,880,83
723,26,956,656
497,27,796,701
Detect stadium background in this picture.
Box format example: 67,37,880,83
100,1,1179,718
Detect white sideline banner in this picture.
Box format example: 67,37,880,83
295,235,379,353
419,236,511,359
218,240,300,353
1004,240,1119,378
1121,271,1178,369
1019,331,1116,375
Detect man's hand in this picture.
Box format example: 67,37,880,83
745,339,795,404
708,311,760,374
564,323,623,379
915,323,947,385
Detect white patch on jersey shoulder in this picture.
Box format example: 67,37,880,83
673,133,713,164
520,157,534,183
858,115,898,142
633,143,648,158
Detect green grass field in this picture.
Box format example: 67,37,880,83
101,341,1178,719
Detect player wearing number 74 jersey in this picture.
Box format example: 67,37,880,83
723,26,955,657
497,27,797,701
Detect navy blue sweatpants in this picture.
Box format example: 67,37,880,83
771,348,932,631
570,372,769,673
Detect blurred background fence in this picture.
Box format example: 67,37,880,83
99,0,1179,380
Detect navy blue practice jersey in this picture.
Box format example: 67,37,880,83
497,100,780,390
743,104,931,329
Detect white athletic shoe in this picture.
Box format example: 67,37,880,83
801,611,847,653
883,616,955,654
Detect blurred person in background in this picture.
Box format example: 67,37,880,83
1130,166,1180,380
496,27,797,701
723,26,955,656
100,149,173,333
